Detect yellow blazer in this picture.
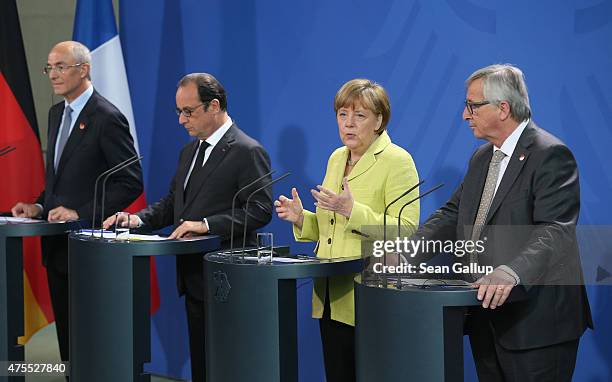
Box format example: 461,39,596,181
294,131,420,326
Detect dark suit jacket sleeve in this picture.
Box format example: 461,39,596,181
136,175,176,230
35,191,44,206
507,144,580,286
206,144,273,239
73,106,142,219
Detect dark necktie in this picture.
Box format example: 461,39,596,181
184,141,210,197
54,105,73,170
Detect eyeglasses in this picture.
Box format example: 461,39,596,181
175,103,206,118
43,63,85,75
464,99,491,115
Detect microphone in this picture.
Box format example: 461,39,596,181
381,179,424,287
229,170,275,256
240,172,291,257
91,154,139,237
382,180,424,248
395,183,444,288
0,145,16,157
99,155,143,232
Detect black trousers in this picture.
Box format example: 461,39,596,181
46,265,70,363
469,312,580,382
319,281,356,382
185,294,206,382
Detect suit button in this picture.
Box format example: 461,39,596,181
327,238,332,245
330,219,334,225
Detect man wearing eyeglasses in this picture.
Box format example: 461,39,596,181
11,41,143,364
103,72,273,382
412,64,592,381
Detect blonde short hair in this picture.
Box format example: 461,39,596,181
334,79,390,134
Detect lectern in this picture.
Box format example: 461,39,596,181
68,234,220,382
355,279,527,382
0,220,81,382
204,253,363,382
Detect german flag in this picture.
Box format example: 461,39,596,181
0,1,52,342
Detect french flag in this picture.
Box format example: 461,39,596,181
73,0,160,313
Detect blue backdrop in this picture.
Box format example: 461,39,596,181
118,0,612,380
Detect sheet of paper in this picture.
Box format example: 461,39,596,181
241,256,317,263
397,278,473,287
0,217,44,224
76,230,169,241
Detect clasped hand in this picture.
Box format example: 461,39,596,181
102,214,208,239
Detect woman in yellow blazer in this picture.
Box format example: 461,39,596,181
275,79,419,381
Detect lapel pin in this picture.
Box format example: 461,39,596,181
79,122,86,130
519,153,525,161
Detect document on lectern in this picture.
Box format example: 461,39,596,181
77,230,169,241
398,278,473,288
0,217,43,224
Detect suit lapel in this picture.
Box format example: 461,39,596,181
181,127,234,215
346,151,376,182
347,131,391,182
485,124,535,225
55,94,96,177
47,104,63,172
176,140,200,209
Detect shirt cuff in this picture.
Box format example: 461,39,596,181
135,215,144,228
497,265,520,285
203,218,209,232
34,204,43,217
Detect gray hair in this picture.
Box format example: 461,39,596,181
466,64,531,121
70,41,91,65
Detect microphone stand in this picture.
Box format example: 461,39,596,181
229,170,275,259
395,183,444,288
381,180,424,288
99,155,143,233
240,172,291,257
0,145,16,157
91,154,139,237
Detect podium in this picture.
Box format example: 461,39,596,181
0,219,82,381
68,233,220,382
204,253,363,382
354,279,527,382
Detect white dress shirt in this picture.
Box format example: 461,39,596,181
491,119,529,285
183,116,233,189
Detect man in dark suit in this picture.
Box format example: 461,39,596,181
103,72,273,382
11,41,143,362
412,64,592,381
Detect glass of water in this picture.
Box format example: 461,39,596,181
114,212,131,240
257,232,273,264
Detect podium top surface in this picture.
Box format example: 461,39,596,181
205,252,363,279
0,219,84,237
355,278,528,306
69,232,221,257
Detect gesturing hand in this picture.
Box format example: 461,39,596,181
274,188,305,229
311,177,354,218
